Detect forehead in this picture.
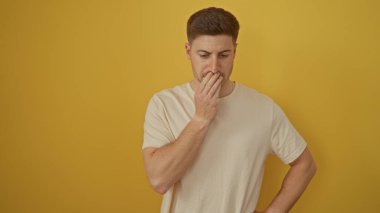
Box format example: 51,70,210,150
191,35,235,51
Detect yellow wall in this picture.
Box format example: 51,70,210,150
0,0,379,212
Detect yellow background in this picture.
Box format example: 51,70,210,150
1,0,379,212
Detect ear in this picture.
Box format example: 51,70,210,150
185,42,191,59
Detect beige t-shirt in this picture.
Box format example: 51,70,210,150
142,82,307,213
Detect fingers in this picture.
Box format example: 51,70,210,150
209,75,223,98
199,72,213,92
193,72,222,123
202,72,220,95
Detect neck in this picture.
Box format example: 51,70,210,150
190,79,235,98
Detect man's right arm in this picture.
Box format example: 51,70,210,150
142,117,210,194
142,72,223,194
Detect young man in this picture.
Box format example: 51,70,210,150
142,7,317,213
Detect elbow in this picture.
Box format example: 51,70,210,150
309,160,317,178
149,176,170,195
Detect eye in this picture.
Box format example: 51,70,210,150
199,54,209,58
219,54,229,58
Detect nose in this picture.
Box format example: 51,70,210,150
209,56,220,74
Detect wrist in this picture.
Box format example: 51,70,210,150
191,116,211,130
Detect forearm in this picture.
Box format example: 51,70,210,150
265,156,317,213
147,118,210,194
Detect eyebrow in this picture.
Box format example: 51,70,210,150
196,50,231,54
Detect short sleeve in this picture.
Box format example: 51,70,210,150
270,101,307,164
142,95,174,150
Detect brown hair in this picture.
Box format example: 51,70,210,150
187,7,240,44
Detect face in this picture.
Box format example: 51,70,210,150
185,35,237,87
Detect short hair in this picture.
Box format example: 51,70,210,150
186,7,240,44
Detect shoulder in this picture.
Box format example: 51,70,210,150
148,82,190,106
236,82,275,105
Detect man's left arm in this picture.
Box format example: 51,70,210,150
256,147,317,213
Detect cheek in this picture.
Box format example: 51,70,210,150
192,60,208,72
220,60,234,78
190,60,205,80
221,59,234,70
224,57,234,66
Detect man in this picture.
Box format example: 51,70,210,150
142,7,316,213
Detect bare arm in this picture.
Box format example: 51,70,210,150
255,147,317,213
143,118,209,194
142,72,223,194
